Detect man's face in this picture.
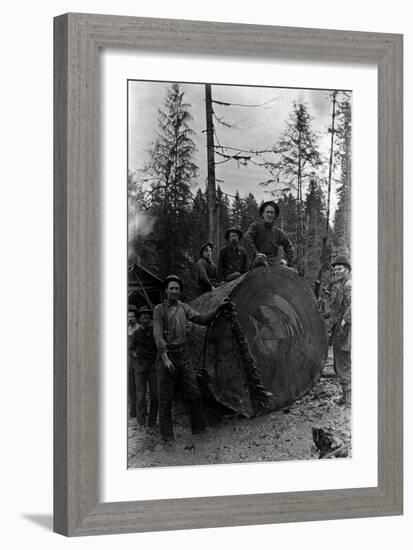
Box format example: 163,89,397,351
228,232,239,246
202,245,212,260
165,281,180,302
333,264,349,280
263,206,276,224
139,313,151,328
128,312,136,326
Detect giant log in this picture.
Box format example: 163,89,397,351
188,265,328,417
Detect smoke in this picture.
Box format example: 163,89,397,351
128,201,155,262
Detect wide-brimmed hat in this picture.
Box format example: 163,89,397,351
259,200,280,219
137,306,152,317
332,255,351,270
163,274,184,291
128,304,137,314
199,242,213,257
224,227,243,241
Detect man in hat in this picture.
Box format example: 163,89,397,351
129,306,158,428
153,274,230,444
330,255,352,406
195,242,218,294
217,227,248,282
127,304,139,418
244,200,294,267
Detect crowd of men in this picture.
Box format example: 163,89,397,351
128,200,352,446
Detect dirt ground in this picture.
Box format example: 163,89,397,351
127,348,351,468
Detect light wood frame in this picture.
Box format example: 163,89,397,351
54,13,403,536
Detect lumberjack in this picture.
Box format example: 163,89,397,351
330,255,352,406
153,274,229,444
244,200,294,268
217,227,248,282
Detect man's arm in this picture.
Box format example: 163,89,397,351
277,229,294,265
152,306,167,354
243,222,258,256
183,300,229,326
240,247,249,273
342,280,351,325
153,305,175,372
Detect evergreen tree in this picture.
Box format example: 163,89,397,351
303,179,326,283
190,187,209,260
217,186,231,253
333,92,352,257
135,83,198,281
230,190,244,228
240,192,259,233
262,101,322,276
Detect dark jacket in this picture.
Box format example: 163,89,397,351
217,244,248,281
130,325,157,362
244,221,294,265
195,258,218,293
331,277,351,352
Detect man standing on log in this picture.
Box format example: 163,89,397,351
195,242,218,294
130,306,158,430
244,200,294,268
217,227,248,282
330,255,352,406
153,274,229,444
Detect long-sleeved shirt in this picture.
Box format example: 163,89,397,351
195,258,218,293
243,221,294,265
153,300,216,354
217,244,248,281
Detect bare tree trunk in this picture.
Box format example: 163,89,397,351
315,91,337,298
205,84,218,258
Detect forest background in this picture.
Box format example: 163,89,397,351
128,81,351,299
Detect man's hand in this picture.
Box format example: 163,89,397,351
162,353,175,373
213,297,231,318
218,297,231,309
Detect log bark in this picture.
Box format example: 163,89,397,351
188,265,328,416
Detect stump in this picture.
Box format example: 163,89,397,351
188,265,328,417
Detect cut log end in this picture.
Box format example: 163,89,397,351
189,266,328,415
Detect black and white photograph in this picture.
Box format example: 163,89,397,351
127,79,352,468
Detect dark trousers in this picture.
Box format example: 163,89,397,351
333,345,351,392
158,346,206,442
134,358,158,427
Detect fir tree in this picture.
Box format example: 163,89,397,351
262,101,322,276
333,92,352,257
136,83,199,280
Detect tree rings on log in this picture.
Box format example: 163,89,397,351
189,266,328,416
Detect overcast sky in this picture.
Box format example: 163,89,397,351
128,80,350,209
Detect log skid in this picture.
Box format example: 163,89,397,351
188,265,328,416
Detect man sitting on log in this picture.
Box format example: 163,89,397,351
153,274,229,445
129,306,158,430
244,200,294,268
217,227,248,282
330,255,352,406
195,242,218,294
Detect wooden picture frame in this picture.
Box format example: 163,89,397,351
54,13,403,536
